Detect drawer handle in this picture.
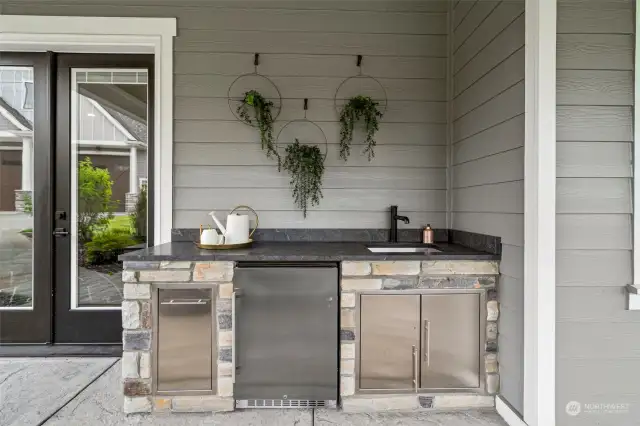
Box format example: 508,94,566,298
160,299,209,305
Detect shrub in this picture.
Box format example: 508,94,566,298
129,185,147,243
78,157,117,244
23,193,33,216
84,228,136,265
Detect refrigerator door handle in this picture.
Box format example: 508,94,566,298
232,290,237,383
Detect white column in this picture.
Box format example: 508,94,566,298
21,136,33,191
523,0,556,425
129,146,138,194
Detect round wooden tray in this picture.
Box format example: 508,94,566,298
197,240,253,250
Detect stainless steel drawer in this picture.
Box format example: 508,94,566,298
156,288,216,393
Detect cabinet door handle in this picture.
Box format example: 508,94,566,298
412,345,418,393
232,291,237,383
424,319,431,365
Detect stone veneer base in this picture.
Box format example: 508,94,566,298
340,260,500,410
122,260,234,414
122,258,501,415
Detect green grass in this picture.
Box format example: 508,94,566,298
18,216,132,237
107,215,132,233
92,215,133,237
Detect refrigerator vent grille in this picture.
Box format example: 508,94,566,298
237,399,336,409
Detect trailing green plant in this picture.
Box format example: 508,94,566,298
282,139,325,218
84,228,136,265
237,90,279,166
77,157,117,244
338,95,383,161
129,184,147,243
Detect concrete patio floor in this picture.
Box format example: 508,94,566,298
0,358,508,426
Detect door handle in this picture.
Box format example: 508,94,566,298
412,345,418,393
424,319,431,365
160,300,209,305
52,228,69,237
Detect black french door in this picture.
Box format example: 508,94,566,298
0,52,54,343
0,52,153,346
54,54,154,344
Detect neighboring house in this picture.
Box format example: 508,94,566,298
0,66,147,212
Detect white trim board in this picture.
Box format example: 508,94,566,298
497,396,528,426
522,0,556,425
0,15,177,245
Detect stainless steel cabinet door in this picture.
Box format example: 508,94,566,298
360,295,420,390
420,293,480,389
157,288,215,392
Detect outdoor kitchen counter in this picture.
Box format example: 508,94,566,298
119,241,499,262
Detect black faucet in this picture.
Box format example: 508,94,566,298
389,205,410,243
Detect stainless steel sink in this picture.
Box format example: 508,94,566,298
367,246,442,254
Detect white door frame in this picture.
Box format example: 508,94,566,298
0,15,176,245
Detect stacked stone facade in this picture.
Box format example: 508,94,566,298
122,260,235,414
340,260,500,412
14,190,32,213
125,192,139,213
122,258,500,415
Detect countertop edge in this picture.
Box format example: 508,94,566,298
119,242,500,262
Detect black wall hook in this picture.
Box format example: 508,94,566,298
357,55,363,67
304,98,309,110
254,53,260,67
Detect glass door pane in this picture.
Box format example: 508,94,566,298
71,68,149,308
0,52,53,344
0,65,35,308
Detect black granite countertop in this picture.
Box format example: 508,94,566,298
119,241,499,262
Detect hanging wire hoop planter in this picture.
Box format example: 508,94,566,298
333,55,388,116
227,54,283,126
275,99,329,162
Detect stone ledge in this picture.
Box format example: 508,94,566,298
341,394,419,412
341,279,382,291
372,261,421,276
341,343,355,359
341,393,494,412
341,309,356,328
123,283,151,300
194,262,234,282
341,292,356,308
419,276,496,289
171,395,234,412
341,376,355,397
382,276,418,289
124,261,160,270
342,262,372,276
422,260,499,275
432,394,495,409
160,261,192,269
138,270,191,282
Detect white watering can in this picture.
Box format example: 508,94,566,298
208,205,258,245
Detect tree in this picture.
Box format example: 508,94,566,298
77,157,116,244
